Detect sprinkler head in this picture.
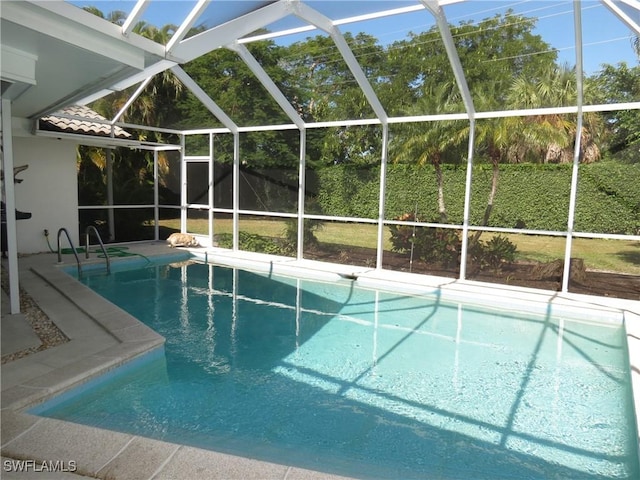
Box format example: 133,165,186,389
44,229,49,237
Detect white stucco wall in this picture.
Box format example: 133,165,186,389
11,135,79,254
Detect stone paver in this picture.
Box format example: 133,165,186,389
1,313,41,356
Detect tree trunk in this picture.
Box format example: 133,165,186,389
471,159,499,243
434,158,447,222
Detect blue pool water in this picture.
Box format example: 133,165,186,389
34,256,638,479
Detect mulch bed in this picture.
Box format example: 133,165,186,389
306,245,640,301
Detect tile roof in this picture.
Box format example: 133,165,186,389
39,105,131,139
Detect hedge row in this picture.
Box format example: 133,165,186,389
315,162,640,234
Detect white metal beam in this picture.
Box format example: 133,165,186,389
35,0,165,55
227,42,305,129
562,0,586,293
459,119,476,280
171,66,239,134
376,124,389,269
35,129,177,149
153,150,160,240
239,1,465,45
233,133,240,251
111,60,178,91
122,0,151,37
420,0,475,117
169,1,291,63
135,99,640,138
601,0,640,36
239,3,429,44
75,60,178,106
3,1,159,67
166,0,212,54
180,135,187,233
208,132,214,246
291,1,389,123
1,99,21,313
620,0,640,7
112,77,153,124
297,130,306,260
1,46,37,87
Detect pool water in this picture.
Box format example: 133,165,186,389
34,257,638,479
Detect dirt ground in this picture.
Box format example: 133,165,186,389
306,245,640,301
468,262,640,300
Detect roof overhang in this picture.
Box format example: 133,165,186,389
0,0,166,119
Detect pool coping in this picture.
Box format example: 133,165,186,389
2,242,640,479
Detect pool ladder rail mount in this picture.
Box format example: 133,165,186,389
56,226,111,276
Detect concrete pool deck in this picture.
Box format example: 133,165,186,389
2,242,640,479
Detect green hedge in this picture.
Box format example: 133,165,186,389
315,162,640,234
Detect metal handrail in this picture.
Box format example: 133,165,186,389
85,225,110,274
57,227,82,276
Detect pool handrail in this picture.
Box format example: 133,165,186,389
85,225,110,274
57,227,82,277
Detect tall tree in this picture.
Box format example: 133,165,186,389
180,39,300,168
508,64,602,164
388,10,557,112
468,110,518,238
389,84,466,222
590,62,640,162
78,8,187,239
387,10,558,233
282,33,381,123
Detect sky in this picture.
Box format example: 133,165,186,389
69,0,639,75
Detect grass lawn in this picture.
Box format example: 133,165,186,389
162,218,640,275
508,234,640,274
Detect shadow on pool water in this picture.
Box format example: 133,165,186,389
35,261,639,480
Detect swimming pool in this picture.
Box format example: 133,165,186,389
32,256,639,479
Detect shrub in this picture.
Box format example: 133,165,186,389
481,235,518,271
214,232,284,255
282,217,324,254
415,227,460,268
316,162,639,234
389,213,461,268
388,213,418,253
469,234,518,272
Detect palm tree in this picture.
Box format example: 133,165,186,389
508,64,603,164
125,22,184,135
469,115,517,239
77,8,187,240
84,10,184,138
389,84,465,222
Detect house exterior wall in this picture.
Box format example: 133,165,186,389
12,135,78,254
